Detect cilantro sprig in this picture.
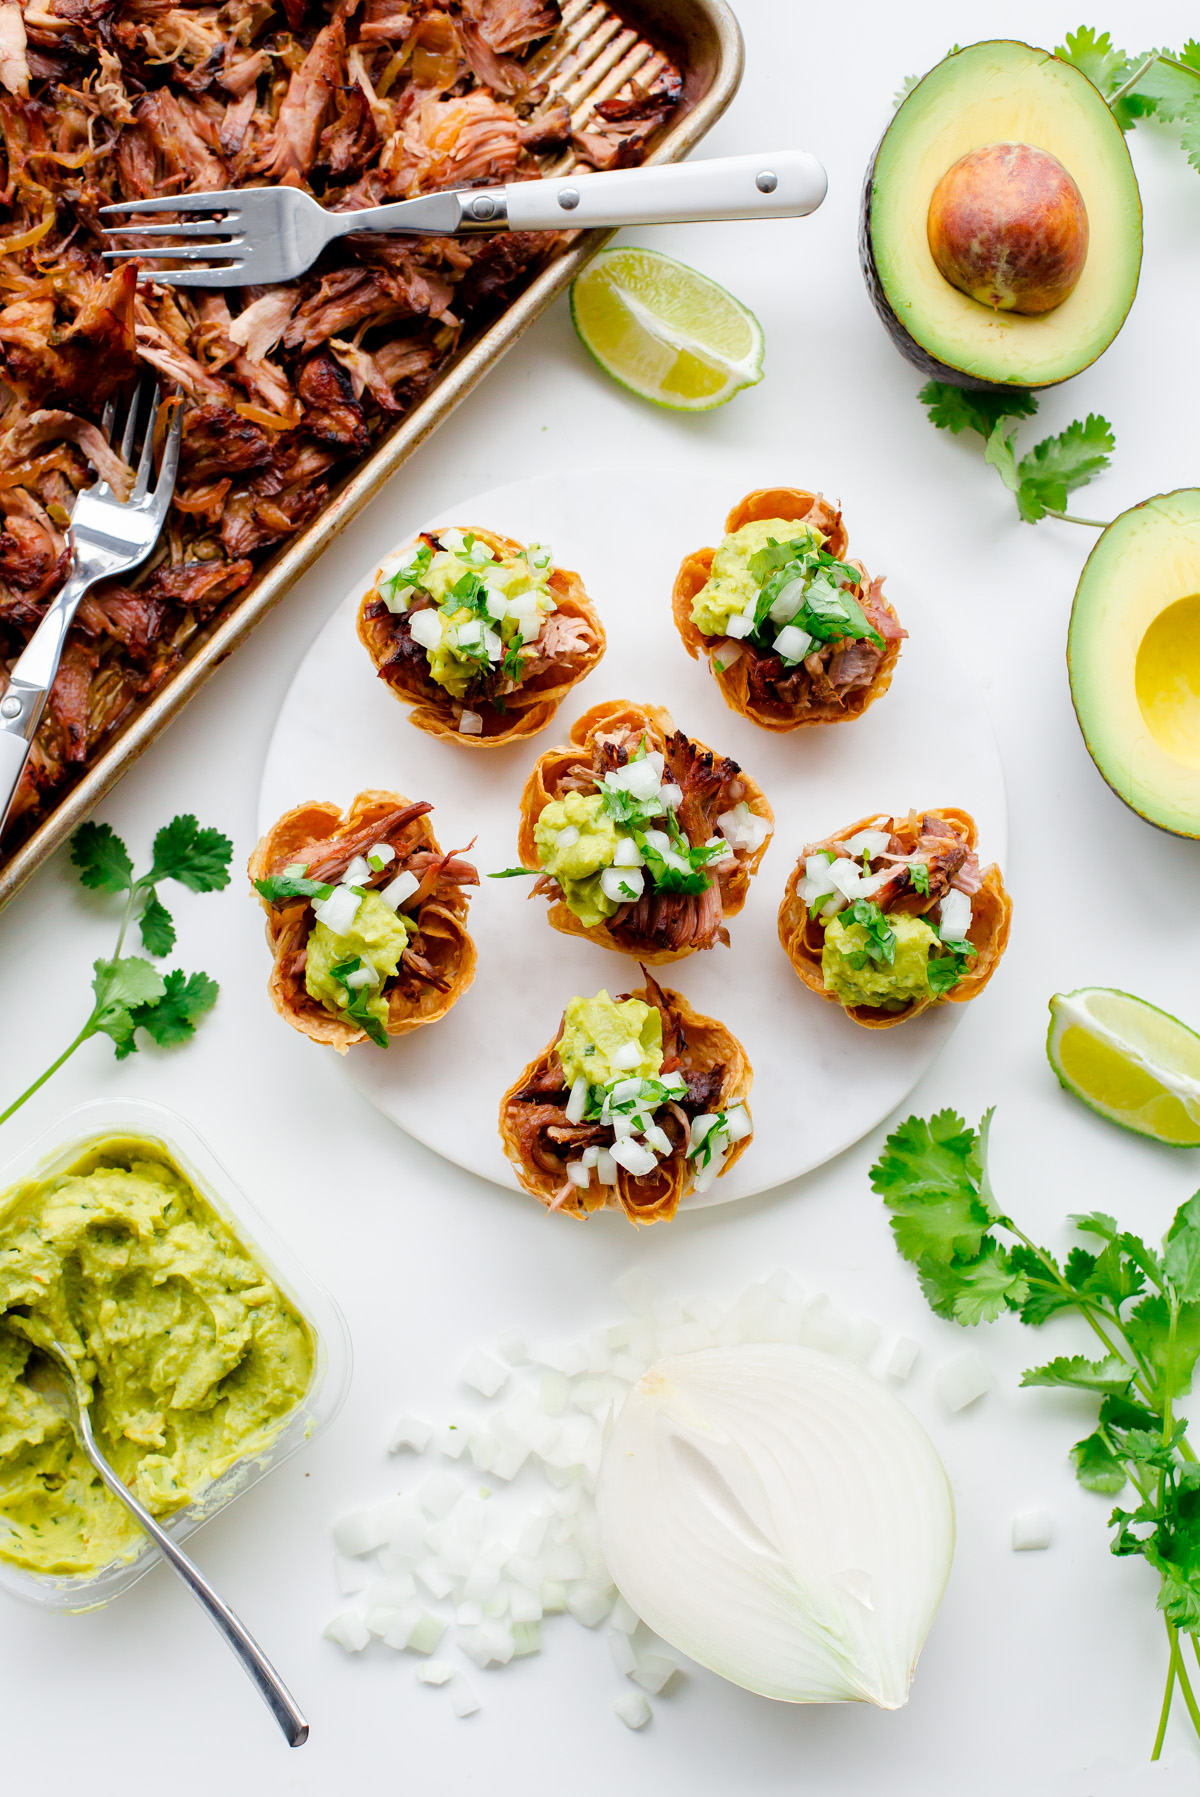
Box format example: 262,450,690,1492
919,381,1114,526
1057,28,1200,171
743,536,881,651
872,1110,1200,1757
0,815,229,1127
328,956,389,1049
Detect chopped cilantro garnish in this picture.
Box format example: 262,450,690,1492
841,899,897,970
488,866,538,879
329,956,389,1048
254,872,335,905
741,535,883,652
909,861,930,896
926,946,975,996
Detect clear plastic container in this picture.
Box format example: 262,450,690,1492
0,1097,351,1613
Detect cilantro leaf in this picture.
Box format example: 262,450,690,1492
919,380,1037,438
1164,1192,1200,1302
255,872,334,905
1015,415,1115,523
927,948,973,996
327,958,389,1049
1071,1430,1128,1494
1125,1295,1200,1404
70,821,133,893
839,900,896,970
908,861,930,896
1071,1210,1120,1241
138,892,176,957
1021,1354,1135,1396
131,969,218,1047
1180,93,1200,170
147,815,233,892
1056,27,1129,94
870,1111,994,1264
1008,1242,1079,1325
89,955,167,1059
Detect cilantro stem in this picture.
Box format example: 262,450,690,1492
1170,1623,1200,1744
1153,1627,1179,1760
0,1022,94,1127
1107,50,1161,109
1044,510,1111,529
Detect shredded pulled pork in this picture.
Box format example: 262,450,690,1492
742,574,905,718
0,2,682,847
805,811,980,918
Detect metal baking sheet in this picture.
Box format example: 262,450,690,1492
0,0,743,911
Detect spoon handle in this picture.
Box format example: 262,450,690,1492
85,1436,309,1746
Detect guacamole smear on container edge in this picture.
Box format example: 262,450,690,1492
691,517,823,637
305,889,410,1030
0,1139,314,1578
534,792,620,930
558,992,663,1089
822,910,941,1011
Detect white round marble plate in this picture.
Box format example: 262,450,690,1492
259,467,1007,1209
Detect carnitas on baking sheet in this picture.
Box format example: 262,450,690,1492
0,0,680,845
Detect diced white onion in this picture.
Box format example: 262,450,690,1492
455,619,483,648
600,866,644,904
313,884,362,936
938,888,972,942
768,575,809,625
483,627,503,661
343,965,374,991
324,1611,370,1652
724,610,753,639
689,1113,718,1153
935,1348,992,1412
717,803,771,854
844,829,892,859
642,1123,671,1157
612,837,645,869
565,1161,592,1189
565,1076,588,1125
658,782,683,812
342,854,371,885
595,1149,617,1186
773,624,814,663
723,1104,752,1143
458,709,483,736
614,1691,652,1729
826,857,864,900
610,1139,658,1177
554,825,580,850
854,868,894,900
379,869,420,910
417,1659,455,1685
691,1148,726,1193
605,759,660,802
610,1041,643,1073
367,843,395,870
885,1337,920,1382
409,609,442,650
388,1412,433,1453
639,828,671,856
1011,1509,1053,1552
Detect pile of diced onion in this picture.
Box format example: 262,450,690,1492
560,1055,750,1196
322,1267,926,1728
376,532,555,713
554,751,770,912
795,829,973,942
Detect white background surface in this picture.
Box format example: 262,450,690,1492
259,464,1007,1201
2,2,1200,1791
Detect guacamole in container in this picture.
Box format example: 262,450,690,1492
0,1100,348,1611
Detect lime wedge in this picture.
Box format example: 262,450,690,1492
569,246,764,411
1047,988,1200,1146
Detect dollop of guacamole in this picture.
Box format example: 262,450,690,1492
412,540,554,698
822,910,940,1010
306,890,409,1029
558,992,663,1088
691,518,824,637
0,1142,314,1578
534,792,619,930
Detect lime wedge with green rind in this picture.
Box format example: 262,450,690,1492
569,246,764,412
1047,987,1200,1147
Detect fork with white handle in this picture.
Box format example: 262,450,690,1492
0,379,182,834
99,149,827,289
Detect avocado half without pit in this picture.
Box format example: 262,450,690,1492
1069,493,1200,839
861,40,1142,390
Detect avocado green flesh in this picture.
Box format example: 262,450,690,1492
822,912,941,1010
865,40,1142,389
0,1140,314,1578
1068,489,1200,839
558,993,663,1088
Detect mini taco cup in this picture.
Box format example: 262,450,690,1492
778,806,1012,1029
358,525,605,747
672,488,903,733
249,789,477,1052
499,972,753,1226
515,699,773,966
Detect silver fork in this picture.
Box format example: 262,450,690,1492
24,1335,308,1748
98,148,827,289
0,378,182,834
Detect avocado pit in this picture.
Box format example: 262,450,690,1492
926,142,1089,316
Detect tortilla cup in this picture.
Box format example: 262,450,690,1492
777,807,1012,1029
516,699,773,966
357,526,605,747
672,488,902,732
499,976,753,1225
249,789,476,1052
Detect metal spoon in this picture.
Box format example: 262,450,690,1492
27,1337,309,1747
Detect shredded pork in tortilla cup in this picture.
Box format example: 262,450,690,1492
672,488,904,732
512,699,773,964
250,789,476,1051
499,971,753,1226
778,806,1011,1029
358,526,604,746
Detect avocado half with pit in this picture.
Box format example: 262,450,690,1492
861,40,1142,391
1069,491,1200,839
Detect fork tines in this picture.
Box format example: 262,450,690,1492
101,193,246,275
